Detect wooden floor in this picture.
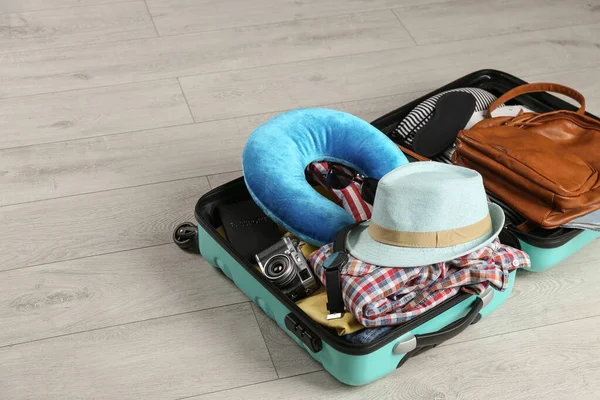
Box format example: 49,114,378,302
1,0,599,398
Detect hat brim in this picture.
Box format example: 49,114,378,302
346,202,505,267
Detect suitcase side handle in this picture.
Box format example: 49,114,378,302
393,288,494,355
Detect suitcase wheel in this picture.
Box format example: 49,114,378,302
173,222,200,254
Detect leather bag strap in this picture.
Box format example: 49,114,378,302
397,144,430,162
488,82,586,116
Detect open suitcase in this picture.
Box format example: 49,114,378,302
190,178,515,386
174,70,558,386
176,70,596,385
371,69,599,272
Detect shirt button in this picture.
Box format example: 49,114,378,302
512,260,519,267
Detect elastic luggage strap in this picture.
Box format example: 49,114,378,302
488,82,586,116
324,224,358,319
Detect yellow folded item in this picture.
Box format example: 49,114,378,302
266,234,364,336
296,287,364,336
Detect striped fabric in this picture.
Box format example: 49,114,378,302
306,162,372,222
388,88,526,226
390,88,497,164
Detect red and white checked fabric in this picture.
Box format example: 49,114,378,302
306,162,372,222
308,239,530,327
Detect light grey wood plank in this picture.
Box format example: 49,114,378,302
0,118,247,206
146,0,448,36
179,23,600,122
0,303,278,400
328,91,429,123
0,244,248,347
0,79,193,150
0,10,414,98
0,92,424,206
0,177,209,271
251,303,321,378
0,2,156,54
524,67,600,115
0,0,130,14
394,0,600,45
194,317,600,400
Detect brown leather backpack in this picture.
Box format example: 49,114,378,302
452,83,600,229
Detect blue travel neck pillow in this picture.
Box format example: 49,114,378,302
242,108,408,245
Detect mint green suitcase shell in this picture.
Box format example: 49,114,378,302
518,230,599,272
194,179,516,386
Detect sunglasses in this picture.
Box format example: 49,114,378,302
325,163,379,205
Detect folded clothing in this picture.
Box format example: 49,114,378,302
309,239,529,327
563,208,600,230
343,326,394,345
296,287,365,336
466,105,534,129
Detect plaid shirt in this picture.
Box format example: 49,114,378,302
309,239,530,327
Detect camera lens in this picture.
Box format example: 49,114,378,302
263,255,296,287
272,262,285,274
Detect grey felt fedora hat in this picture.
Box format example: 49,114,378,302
346,162,505,267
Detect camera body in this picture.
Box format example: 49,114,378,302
255,237,319,301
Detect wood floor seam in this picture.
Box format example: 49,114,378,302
250,304,281,379
146,4,446,38
207,170,243,189
0,243,171,274
0,8,415,86
181,370,322,399
0,120,196,152
142,0,160,37
1,22,598,101
393,11,600,47
0,1,160,56
390,8,419,46
0,76,184,102
0,44,415,100
0,300,252,350
0,167,208,209
524,65,600,81
174,376,283,400
0,0,134,16
177,77,197,123
0,89,427,154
